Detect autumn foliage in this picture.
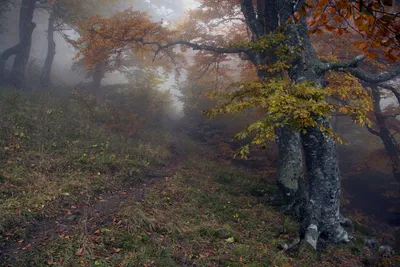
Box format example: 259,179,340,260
306,0,400,61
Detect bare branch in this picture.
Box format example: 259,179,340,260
93,29,250,55
347,64,400,84
151,40,249,54
366,125,381,136
319,54,366,71
320,54,400,84
378,83,400,104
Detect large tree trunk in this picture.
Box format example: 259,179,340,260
287,23,349,249
275,126,303,200
371,87,400,181
301,117,349,249
241,0,349,249
39,8,56,90
252,0,304,201
7,0,36,88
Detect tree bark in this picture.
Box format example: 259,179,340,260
371,87,400,181
7,0,36,88
91,61,106,93
275,126,303,200
39,8,56,90
286,23,349,249
301,117,349,249
0,43,25,81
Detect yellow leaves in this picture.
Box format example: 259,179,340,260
326,71,373,126
207,70,374,159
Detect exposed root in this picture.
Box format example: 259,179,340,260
304,224,319,250
339,214,353,229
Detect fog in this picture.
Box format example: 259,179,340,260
0,0,399,264
0,0,200,114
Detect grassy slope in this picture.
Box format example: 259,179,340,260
0,90,399,266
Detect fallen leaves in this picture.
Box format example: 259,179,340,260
75,247,84,256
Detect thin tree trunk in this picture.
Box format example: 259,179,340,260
92,61,106,93
39,8,56,90
371,87,400,181
8,0,36,88
0,43,25,81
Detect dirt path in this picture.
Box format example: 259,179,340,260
0,137,185,265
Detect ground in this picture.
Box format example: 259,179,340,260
0,91,399,266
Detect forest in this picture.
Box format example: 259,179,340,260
0,0,399,266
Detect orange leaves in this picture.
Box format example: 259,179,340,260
307,0,400,61
75,8,176,71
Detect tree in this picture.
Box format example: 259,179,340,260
0,0,37,87
36,0,117,90
0,0,13,34
309,22,400,181
75,0,400,249
38,3,56,90
366,83,400,181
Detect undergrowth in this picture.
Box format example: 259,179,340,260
0,88,399,266
0,87,173,244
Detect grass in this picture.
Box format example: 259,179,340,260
10,153,300,266
0,88,173,245
13,149,398,267
0,88,399,266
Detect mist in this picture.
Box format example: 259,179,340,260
0,0,399,265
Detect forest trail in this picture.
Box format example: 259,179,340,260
0,132,398,266
0,135,186,266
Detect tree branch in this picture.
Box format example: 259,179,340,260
319,55,366,71
378,83,400,104
151,40,249,54
366,125,381,136
93,29,250,56
347,64,400,84
320,54,400,84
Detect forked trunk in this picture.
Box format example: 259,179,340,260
287,23,349,249
242,0,349,249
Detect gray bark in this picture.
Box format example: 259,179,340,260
275,126,302,200
39,8,56,90
285,22,349,249
301,117,348,248
239,0,349,248
370,87,400,181
7,0,36,88
246,1,304,201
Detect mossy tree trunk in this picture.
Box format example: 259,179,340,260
243,0,350,248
